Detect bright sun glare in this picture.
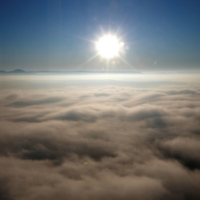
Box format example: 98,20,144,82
96,35,123,59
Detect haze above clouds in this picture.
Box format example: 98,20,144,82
0,74,200,200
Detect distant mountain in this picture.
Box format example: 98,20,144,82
0,69,28,74
0,69,142,74
8,69,27,73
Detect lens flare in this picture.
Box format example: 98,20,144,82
77,30,134,71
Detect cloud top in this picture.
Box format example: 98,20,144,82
0,75,200,200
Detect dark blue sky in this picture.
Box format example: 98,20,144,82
0,0,200,71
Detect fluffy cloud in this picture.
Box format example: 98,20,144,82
0,75,200,200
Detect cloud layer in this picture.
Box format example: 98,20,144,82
0,76,200,200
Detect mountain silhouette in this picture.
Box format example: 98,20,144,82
9,69,27,73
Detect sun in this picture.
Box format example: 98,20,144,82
76,31,133,70
96,35,123,59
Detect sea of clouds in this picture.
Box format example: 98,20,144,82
0,74,200,200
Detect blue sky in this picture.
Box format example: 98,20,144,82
0,0,200,71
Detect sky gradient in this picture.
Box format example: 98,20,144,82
0,0,200,71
